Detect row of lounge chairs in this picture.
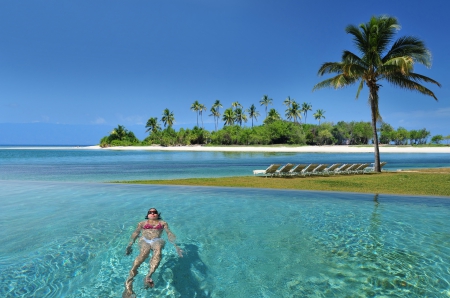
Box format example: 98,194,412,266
253,162,387,177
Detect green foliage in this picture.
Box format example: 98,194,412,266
100,120,436,147
431,134,444,144
99,125,140,147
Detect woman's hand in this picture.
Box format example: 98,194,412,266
125,245,133,256
175,246,184,258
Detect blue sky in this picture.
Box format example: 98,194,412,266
1,0,448,145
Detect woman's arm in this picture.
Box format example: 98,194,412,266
125,222,142,255
164,221,183,257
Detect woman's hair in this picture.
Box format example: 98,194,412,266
144,208,162,220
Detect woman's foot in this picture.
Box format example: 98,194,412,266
144,276,154,288
122,289,136,298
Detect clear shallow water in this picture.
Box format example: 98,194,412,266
1,148,450,182
1,181,450,297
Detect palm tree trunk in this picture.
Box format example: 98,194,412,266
369,89,381,172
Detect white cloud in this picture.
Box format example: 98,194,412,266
117,114,145,125
389,107,450,119
92,117,106,124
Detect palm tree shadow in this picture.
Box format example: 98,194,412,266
160,244,212,297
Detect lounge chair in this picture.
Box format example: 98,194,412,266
365,161,387,172
301,163,319,176
346,163,362,174
355,163,370,174
311,164,329,175
275,163,295,176
289,164,307,176
323,163,342,175
253,164,281,177
333,164,352,175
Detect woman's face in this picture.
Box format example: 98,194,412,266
148,209,158,219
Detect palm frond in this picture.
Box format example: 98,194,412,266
355,79,364,99
346,24,367,54
382,57,414,74
313,74,358,91
384,75,439,100
317,62,344,76
383,36,431,67
342,51,366,67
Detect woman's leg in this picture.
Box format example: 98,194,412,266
144,241,165,287
124,243,151,296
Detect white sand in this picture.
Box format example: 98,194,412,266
85,145,450,153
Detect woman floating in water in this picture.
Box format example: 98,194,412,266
123,208,183,298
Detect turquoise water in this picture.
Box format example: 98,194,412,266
1,148,450,182
1,148,450,297
1,181,450,297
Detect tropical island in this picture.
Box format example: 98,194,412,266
99,15,447,175
100,15,450,199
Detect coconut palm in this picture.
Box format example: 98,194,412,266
209,107,220,131
190,100,201,126
313,15,440,172
212,100,223,114
283,96,294,107
145,117,161,134
266,108,281,122
285,101,302,123
161,108,175,128
198,103,207,129
222,108,235,126
111,125,127,140
301,102,312,124
246,104,260,127
231,101,242,110
259,95,273,118
313,109,325,125
234,108,248,127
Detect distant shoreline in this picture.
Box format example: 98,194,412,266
85,145,450,153
2,145,450,153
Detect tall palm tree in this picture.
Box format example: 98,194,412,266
209,107,220,131
190,100,201,126
285,101,302,123
301,102,312,124
231,101,242,110
198,103,207,129
212,100,223,114
161,108,175,128
222,108,235,126
234,108,247,127
212,100,223,131
267,108,281,122
246,104,260,127
259,95,273,118
283,96,294,108
313,15,440,172
313,109,325,125
145,117,161,134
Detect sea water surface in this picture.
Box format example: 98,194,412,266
1,148,450,297
1,147,450,182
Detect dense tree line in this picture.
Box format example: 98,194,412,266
99,119,446,147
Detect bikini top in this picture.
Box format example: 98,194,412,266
143,222,164,230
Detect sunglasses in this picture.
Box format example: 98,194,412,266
148,210,158,215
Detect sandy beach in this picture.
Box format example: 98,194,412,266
85,145,450,153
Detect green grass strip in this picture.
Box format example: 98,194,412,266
113,169,450,197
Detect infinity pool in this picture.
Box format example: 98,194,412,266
1,181,449,297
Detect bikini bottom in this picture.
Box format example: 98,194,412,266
142,237,165,248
